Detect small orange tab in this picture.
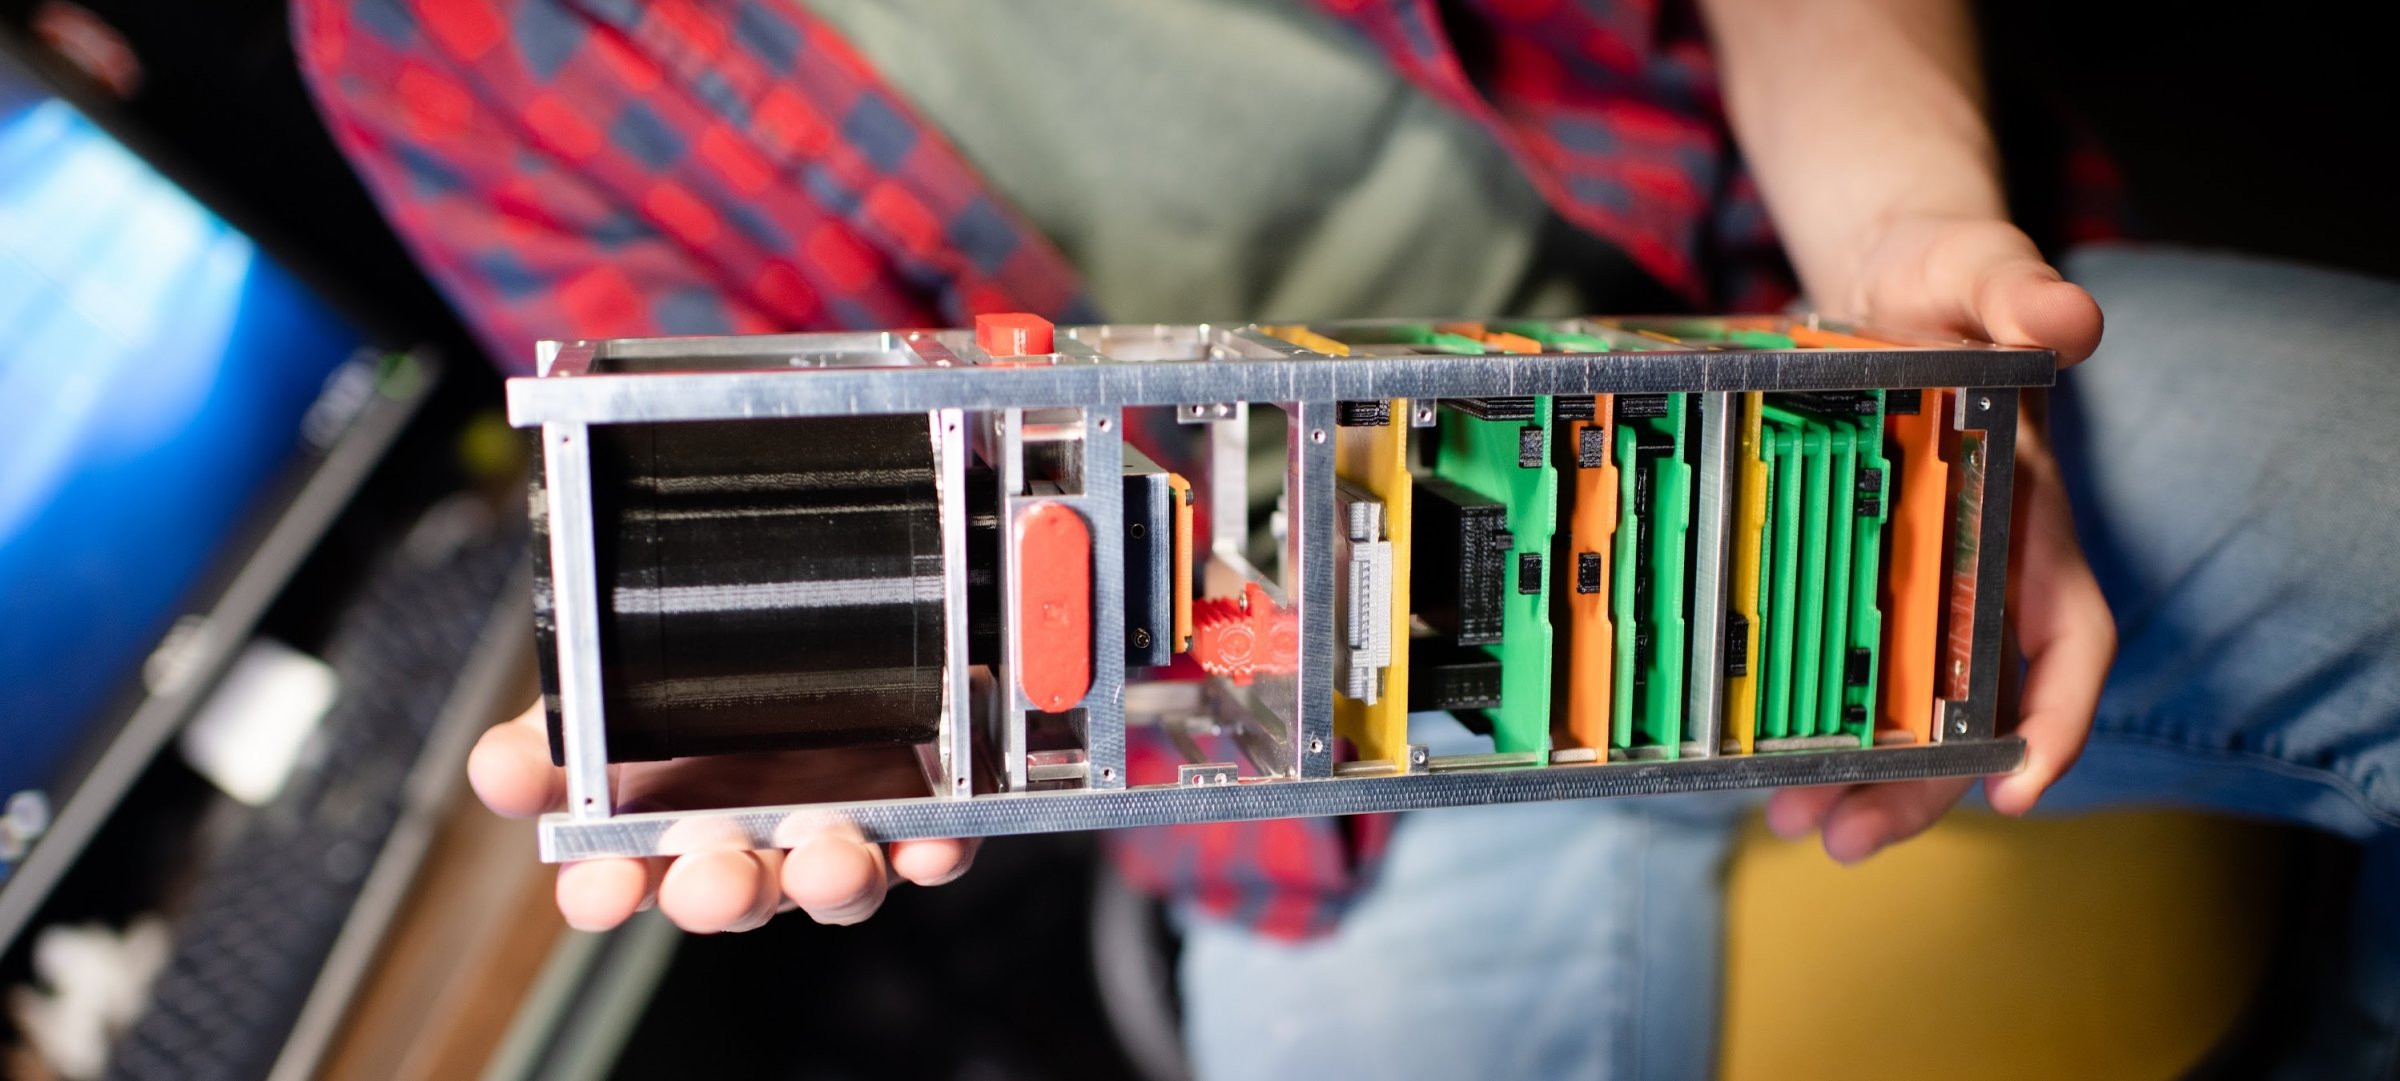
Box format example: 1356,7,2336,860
1483,331,1542,354
977,312,1054,357
1015,501,1091,711
1166,473,1195,652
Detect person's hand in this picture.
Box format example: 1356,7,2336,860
1766,214,2116,862
469,703,978,932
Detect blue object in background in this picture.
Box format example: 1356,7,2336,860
0,82,364,809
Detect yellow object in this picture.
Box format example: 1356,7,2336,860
1331,402,1412,765
1269,327,1418,762
1263,325,1351,356
1721,811,2286,1081
1725,393,1768,752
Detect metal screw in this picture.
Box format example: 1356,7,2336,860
1308,738,1325,754
1978,395,1992,411
1952,719,1969,735
1132,627,1152,650
1416,406,1435,424
1310,428,1327,445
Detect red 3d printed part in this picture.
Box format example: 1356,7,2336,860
976,312,1054,357
1190,582,1298,685
1016,501,1092,712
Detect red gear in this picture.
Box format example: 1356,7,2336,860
1189,582,1297,684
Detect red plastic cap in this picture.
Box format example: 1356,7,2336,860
1015,501,1091,712
976,312,1055,357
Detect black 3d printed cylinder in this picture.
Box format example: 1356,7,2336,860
534,415,944,763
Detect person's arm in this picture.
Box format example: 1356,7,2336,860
1699,0,2101,359
1696,0,2116,859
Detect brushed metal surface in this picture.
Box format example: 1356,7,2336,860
538,739,2023,860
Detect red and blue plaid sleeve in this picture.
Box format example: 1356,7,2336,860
291,0,1096,373
1324,0,1795,310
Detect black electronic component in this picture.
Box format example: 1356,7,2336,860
1576,552,1603,595
1408,642,1504,712
1517,552,1544,595
1726,613,1751,677
1616,394,1670,420
1517,425,1545,469
1885,388,1923,415
1782,390,1880,418
1337,399,1393,426
1410,474,1511,645
1124,449,1175,668
1446,396,1538,421
1577,426,1608,469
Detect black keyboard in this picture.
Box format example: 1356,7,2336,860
105,512,523,1081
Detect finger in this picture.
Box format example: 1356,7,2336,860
659,849,779,934
1765,785,1848,841
1974,269,2104,368
1987,597,2111,816
1818,775,1976,864
781,826,890,926
468,703,565,818
1987,498,2114,816
556,857,658,932
888,837,980,887
1864,219,2103,366
728,849,787,932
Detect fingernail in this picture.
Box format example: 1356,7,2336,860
808,879,880,925
918,862,970,888
790,833,883,925
810,901,876,926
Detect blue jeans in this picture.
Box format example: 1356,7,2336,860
1177,245,2400,1080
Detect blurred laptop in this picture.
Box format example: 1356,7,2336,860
0,35,412,937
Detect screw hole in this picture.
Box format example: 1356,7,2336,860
1101,767,1118,780
1310,429,1327,445
1308,738,1325,754
1097,416,1113,432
